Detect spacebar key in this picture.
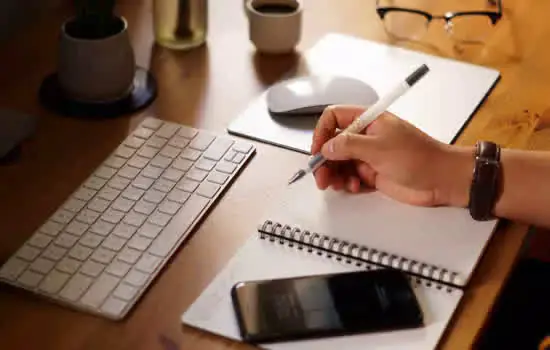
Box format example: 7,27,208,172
148,194,210,257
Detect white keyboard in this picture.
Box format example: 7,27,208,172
0,117,255,320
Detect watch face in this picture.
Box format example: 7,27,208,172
470,160,500,220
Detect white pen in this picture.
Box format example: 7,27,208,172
287,64,430,185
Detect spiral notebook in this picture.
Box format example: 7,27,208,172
181,176,499,349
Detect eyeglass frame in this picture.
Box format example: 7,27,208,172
375,0,503,29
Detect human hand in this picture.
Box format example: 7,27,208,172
310,105,473,207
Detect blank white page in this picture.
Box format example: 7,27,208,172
181,234,463,350
259,175,497,286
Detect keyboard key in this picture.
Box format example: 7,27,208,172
153,178,175,193
113,283,138,301
168,136,189,149
65,221,89,236
177,179,199,193
80,232,104,249
196,182,220,199
63,198,87,213
97,187,121,201
133,127,154,139
224,150,236,161
113,223,137,239
104,156,126,169
38,270,70,294
177,126,198,139
132,175,154,190
161,168,184,182
90,220,115,236
101,209,125,224
27,233,53,249
16,245,41,261
147,210,171,227
160,145,180,158
127,155,149,169
95,166,117,180
68,244,93,261
101,296,128,317
172,158,193,171
108,176,131,190
158,200,181,215
56,257,82,274
54,233,79,249
123,211,147,227
124,269,148,286
124,136,145,149
141,165,163,179
39,221,64,236
118,248,142,264
42,245,67,261
146,136,167,149
84,176,107,191
137,146,158,158
203,137,233,161
207,171,229,185
216,161,237,174
185,168,208,182
112,197,135,212
155,123,180,139
135,253,161,274
233,142,252,153
116,145,135,159
137,223,163,239
76,209,100,224
105,260,131,277
148,195,209,257
167,189,190,204
121,187,145,201
195,158,216,172
80,260,105,277
118,165,140,179
150,155,172,168
17,270,44,288
87,198,111,213
189,133,214,151
51,209,75,224
180,149,201,161
144,189,165,204
0,257,29,281
29,257,56,274
127,235,152,251
90,248,116,264
59,273,94,301
101,235,126,251
133,199,156,215
73,187,96,201
141,117,163,130
232,153,245,164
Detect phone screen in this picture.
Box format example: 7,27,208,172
231,268,424,343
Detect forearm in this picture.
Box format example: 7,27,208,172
443,146,550,228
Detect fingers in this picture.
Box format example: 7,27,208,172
320,132,376,162
311,105,367,154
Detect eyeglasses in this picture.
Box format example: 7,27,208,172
376,0,502,43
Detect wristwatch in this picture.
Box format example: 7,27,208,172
468,141,502,221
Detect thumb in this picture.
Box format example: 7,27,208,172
320,133,373,161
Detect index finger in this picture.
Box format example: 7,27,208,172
311,105,368,154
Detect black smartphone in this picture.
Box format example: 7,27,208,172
230,268,424,344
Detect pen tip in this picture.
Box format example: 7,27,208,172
287,170,306,185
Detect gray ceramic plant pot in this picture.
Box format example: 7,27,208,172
58,15,135,102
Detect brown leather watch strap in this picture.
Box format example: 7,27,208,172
468,141,502,221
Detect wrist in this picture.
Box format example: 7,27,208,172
436,144,475,207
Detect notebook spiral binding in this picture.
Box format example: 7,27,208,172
258,220,461,293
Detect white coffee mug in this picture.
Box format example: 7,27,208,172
245,0,302,54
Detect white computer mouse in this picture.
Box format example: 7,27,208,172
266,75,378,116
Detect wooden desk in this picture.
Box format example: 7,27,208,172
1,0,548,349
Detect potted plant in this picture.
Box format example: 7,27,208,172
57,0,135,102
